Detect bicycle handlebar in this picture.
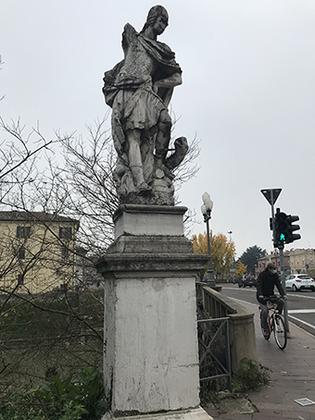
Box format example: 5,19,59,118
259,295,283,304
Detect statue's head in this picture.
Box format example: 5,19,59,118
141,5,169,35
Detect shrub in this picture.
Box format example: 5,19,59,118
0,367,106,420
232,358,270,393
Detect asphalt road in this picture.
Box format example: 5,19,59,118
221,283,315,336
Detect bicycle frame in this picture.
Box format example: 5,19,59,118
266,301,278,332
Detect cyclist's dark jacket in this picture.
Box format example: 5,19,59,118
256,269,285,299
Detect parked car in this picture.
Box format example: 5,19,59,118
285,274,315,292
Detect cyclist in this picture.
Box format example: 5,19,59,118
256,263,286,336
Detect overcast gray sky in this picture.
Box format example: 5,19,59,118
1,0,315,256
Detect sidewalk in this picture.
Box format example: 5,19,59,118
206,300,315,420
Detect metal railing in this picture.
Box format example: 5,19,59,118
197,316,231,387
196,281,256,386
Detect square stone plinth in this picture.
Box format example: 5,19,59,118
113,204,187,238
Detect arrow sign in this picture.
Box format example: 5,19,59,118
261,188,282,206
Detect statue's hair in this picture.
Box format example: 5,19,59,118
140,5,168,33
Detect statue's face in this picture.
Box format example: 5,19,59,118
152,14,168,35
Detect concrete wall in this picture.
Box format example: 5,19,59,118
229,306,257,372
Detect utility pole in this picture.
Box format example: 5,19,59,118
278,245,289,332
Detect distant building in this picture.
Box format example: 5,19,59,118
257,248,315,277
289,249,315,274
256,250,290,276
0,211,79,294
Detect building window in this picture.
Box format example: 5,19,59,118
61,245,69,260
17,273,24,285
16,226,31,238
59,227,72,240
17,246,26,260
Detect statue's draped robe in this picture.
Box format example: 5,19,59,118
103,24,182,191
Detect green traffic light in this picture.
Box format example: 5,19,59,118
280,233,285,241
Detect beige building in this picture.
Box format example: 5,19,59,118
0,211,79,294
289,248,315,275
257,248,315,277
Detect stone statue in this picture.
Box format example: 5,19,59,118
103,5,188,205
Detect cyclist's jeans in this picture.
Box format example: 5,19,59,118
259,304,269,330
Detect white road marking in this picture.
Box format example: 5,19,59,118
288,315,315,331
223,286,315,300
288,309,315,314
282,293,315,300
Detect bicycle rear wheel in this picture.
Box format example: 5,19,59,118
273,314,287,350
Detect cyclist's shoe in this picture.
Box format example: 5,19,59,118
263,328,270,340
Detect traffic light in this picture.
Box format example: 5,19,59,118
274,209,288,248
274,208,301,248
285,215,301,244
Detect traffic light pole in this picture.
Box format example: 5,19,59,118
261,188,301,336
270,190,276,244
278,246,290,334
268,190,289,333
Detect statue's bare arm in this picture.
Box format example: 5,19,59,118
154,72,182,89
154,73,182,106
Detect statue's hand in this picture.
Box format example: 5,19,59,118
165,137,188,170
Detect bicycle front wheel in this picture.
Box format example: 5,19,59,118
273,314,287,350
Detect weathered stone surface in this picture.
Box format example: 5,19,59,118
114,204,187,238
103,407,213,420
106,235,192,255
97,252,208,278
103,6,188,205
104,275,200,413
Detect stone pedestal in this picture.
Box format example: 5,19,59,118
97,205,212,420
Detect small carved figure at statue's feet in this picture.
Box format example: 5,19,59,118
137,182,152,194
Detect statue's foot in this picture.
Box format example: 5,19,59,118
137,182,152,193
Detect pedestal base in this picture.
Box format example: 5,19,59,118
97,205,209,415
102,407,213,420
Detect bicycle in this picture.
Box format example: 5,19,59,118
259,295,287,350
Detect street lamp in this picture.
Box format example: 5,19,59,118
201,192,215,286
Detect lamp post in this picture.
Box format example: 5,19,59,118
201,192,215,286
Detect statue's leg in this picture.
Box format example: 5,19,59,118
127,129,151,191
155,110,172,166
